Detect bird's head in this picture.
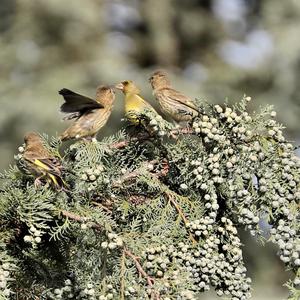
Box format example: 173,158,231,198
115,80,140,94
24,132,41,145
149,70,171,89
96,85,115,106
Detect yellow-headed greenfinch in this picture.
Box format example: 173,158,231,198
115,80,158,126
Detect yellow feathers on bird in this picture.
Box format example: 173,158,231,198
115,80,157,126
20,132,66,189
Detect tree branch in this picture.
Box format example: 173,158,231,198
91,201,112,213
109,127,195,149
165,192,197,244
109,140,130,149
60,210,102,230
111,158,196,243
109,133,151,149
112,159,169,188
124,249,160,300
120,250,126,300
165,193,189,226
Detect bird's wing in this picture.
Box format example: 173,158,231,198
31,157,62,176
34,158,67,188
160,88,199,112
59,89,104,115
136,94,156,112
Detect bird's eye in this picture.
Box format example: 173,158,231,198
122,81,129,85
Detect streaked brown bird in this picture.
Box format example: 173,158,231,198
21,132,65,189
59,85,115,141
149,70,200,123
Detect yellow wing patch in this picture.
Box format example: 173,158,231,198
48,173,59,186
34,159,66,188
34,159,51,171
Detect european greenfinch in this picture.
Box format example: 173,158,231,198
20,132,65,189
149,70,200,123
115,80,158,126
59,85,115,141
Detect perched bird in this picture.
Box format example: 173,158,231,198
149,70,200,123
115,80,157,126
21,132,65,189
59,85,115,141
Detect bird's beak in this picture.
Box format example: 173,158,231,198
115,83,124,91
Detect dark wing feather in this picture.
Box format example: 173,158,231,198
59,88,104,114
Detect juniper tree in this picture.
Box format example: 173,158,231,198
0,96,299,300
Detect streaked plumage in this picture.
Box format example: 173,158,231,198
21,132,65,189
59,85,115,141
115,80,157,126
149,70,200,122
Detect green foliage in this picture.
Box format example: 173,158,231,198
0,96,299,299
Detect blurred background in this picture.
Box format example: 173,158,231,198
0,0,299,298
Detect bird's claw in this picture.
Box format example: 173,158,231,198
34,178,43,188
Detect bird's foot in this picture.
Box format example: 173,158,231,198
34,178,43,188
81,136,94,143
169,131,179,140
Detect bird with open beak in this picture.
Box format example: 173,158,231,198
115,80,158,126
